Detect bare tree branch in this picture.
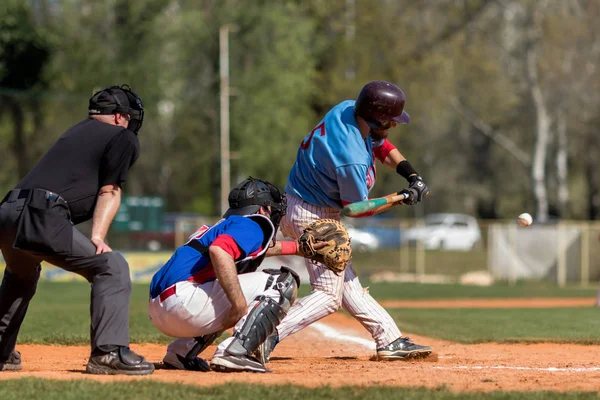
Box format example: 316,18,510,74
449,97,531,167
398,0,497,64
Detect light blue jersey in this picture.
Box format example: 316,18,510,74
285,100,378,209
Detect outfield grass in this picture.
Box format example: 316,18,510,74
388,307,600,344
1,379,599,400
19,281,171,345
300,280,598,299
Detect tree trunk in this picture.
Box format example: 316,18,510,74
526,28,551,223
556,111,569,217
585,154,600,220
9,100,28,179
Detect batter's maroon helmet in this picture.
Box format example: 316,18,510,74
354,81,410,130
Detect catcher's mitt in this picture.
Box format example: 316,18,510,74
298,219,351,274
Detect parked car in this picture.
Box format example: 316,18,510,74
402,213,482,251
346,225,380,252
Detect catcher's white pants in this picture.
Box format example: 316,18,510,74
148,271,282,359
277,193,401,348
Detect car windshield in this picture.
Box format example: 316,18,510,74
424,218,446,226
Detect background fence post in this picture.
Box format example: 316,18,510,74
557,222,567,288
581,222,590,287
416,219,425,282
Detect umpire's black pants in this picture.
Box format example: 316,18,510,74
0,190,131,361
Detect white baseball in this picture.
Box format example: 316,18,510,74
517,213,533,227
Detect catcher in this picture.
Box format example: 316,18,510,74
148,177,349,373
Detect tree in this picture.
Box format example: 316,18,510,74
0,0,51,179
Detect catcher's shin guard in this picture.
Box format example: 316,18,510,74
226,268,298,356
273,266,299,310
186,330,224,360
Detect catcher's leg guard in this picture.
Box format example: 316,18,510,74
272,266,299,311
226,268,298,356
170,331,223,371
186,331,223,360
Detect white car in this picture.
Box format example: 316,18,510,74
346,225,380,252
402,213,482,251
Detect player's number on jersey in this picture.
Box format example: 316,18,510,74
301,122,325,150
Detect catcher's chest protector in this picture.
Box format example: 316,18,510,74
186,215,275,274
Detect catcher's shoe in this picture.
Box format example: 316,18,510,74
86,346,154,375
210,354,271,373
0,350,22,371
163,352,210,372
253,331,279,364
376,337,432,360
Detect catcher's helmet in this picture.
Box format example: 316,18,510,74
224,177,287,228
88,84,145,134
354,80,410,131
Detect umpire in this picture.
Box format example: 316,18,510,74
0,85,154,375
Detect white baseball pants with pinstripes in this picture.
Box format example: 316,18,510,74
277,193,402,348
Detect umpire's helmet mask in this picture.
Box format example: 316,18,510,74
224,177,287,229
354,80,410,131
88,84,145,134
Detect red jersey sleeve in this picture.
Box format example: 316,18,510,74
211,234,243,259
373,139,396,163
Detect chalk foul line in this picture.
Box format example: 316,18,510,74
311,322,375,350
309,322,599,372
433,365,600,372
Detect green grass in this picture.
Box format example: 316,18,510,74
19,281,170,345
300,280,598,299
1,379,599,400
388,307,600,344
365,281,597,300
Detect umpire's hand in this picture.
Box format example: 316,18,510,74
91,237,113,254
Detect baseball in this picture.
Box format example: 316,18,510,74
517,213,533,227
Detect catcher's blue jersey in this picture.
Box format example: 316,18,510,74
149,215,272,298
285,100,381,209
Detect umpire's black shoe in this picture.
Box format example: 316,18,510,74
0,350,22,371
376,337,432,360
86,346,154,375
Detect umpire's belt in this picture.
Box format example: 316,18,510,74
1,188,67,207
6,188,72,255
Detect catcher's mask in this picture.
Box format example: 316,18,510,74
224,177,287,229
88,84,145,134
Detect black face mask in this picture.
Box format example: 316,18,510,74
263,182,287,230
121,85,144,134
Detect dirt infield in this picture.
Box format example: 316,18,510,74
1,298,598,392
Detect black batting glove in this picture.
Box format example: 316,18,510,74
400,175,429,205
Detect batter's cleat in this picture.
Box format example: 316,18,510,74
162,352,210,372
0,350,22,371
210,354,271,373
253,331,279,364
376,337,432,360
86,346,155,375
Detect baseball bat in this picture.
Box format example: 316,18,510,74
342,192,409,217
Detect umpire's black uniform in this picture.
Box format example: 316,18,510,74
0,85,153,375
